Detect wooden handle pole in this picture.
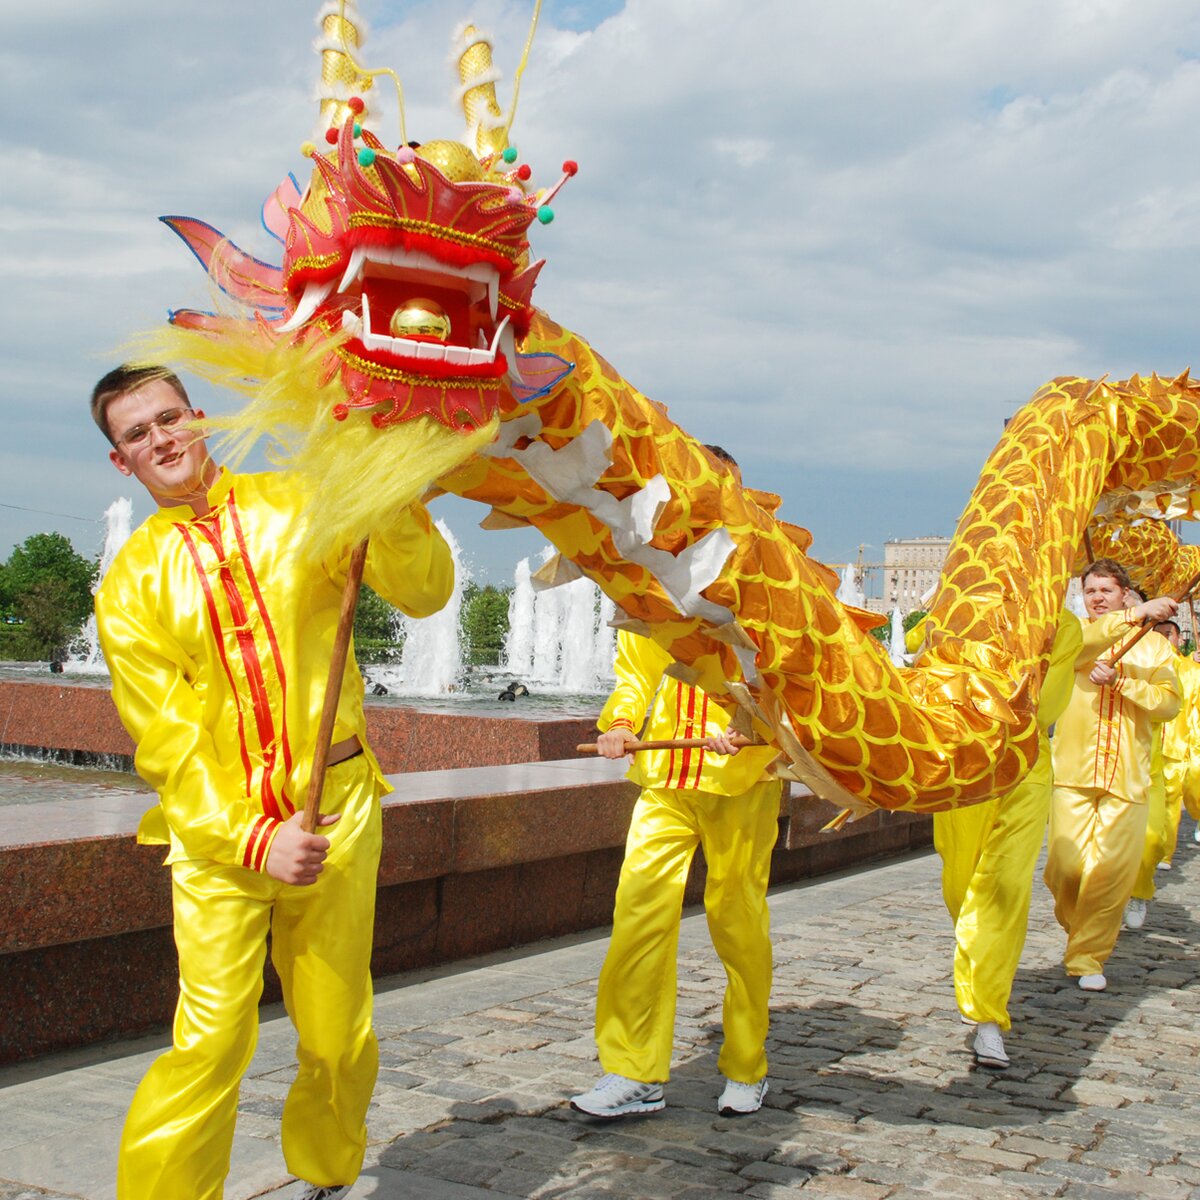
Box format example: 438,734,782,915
302,538,370,833
1107,571,1200,668
576,734,752,754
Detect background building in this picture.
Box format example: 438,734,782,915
831,536,952,615
880,535,952,614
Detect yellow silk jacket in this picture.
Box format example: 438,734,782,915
1036,611,1084,733
1160,654,1200,764
597,630,778,795
1051,610,1180,804
96,469,453,871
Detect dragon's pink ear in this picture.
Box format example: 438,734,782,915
262,173,303,245
160,215,288,312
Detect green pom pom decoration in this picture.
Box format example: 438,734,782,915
353,122,362,138
502,146,518,163
358,147,377,167
537,207,555,225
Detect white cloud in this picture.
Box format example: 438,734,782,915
5,0,1200,580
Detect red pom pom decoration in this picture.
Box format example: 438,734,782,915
324,128,339,145
563,160,578,175
347,96,365,114
516,164,532,181
332,404,349,421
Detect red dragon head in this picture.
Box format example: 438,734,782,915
163,4,573,435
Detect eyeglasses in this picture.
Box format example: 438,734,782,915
115,407,195,450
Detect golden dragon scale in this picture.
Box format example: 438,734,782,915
1080,511,1200,598
144,8,1200,815
438,325,1200,813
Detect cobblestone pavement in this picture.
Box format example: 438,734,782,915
2,821,1199,1200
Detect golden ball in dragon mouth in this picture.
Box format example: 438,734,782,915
390,298,452,341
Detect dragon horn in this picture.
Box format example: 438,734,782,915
314,0,372,136
456,24,509,161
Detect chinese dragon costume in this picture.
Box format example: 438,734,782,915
140,1,1200,819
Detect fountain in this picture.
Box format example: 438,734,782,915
1,535,931,1065
64,497,133,674
501,547,615,693
888,605,908,666
836,564,866,608
373,520,467,695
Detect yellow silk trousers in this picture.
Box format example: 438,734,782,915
1185,766,1200,822
595,779,782,1085
117,756,382,1200
1161,759,1186,866
1044,786,1147,977
1133,766,1170,901
933,751,1052,1031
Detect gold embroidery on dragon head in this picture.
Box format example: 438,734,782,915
163,1,575,437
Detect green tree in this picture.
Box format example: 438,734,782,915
461,583,511,666
0,533,99,660
353,584,402,665
12,577,80,660
354,584,397,642
3,533,98,626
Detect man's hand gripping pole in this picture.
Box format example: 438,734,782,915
1106,571,1200,668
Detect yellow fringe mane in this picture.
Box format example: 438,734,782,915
129,316,498,564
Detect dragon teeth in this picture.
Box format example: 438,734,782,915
277,278,333,333
338,247,366,294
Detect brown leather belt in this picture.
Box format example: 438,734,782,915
327,734,363,766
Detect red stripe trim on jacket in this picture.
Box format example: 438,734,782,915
243,814,273,871
190,513,285,822
686,691,710,789
176,522,254,798
666,681,683,788
228,494,295,785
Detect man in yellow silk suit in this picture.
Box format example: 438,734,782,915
1044,559,1179,993
1151,621,1200,859
570,620,782,1119
932,609,1082,1070
91,364,453,1200
1126,619,1200,929
1185,646,1200,844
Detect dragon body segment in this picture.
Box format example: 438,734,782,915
441,321,1200,813
146,4,1200,815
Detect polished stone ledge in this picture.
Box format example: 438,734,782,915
0,754,930,1063
0,678,597,773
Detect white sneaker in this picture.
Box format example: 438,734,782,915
718,1076,768,1115
570,1073,665,1117
1078,973,1107,991
958,1012,977,1026
1125,898,1148,929
972,1022,1009,1068
1194,824,1200,844
1156,860,1172,871
299,1187,351,1200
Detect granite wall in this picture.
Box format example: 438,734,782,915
0,680,932,1063
0,677,596,773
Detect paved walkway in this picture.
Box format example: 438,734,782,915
3,822,1199,1200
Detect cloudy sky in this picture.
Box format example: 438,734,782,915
5,0,1200,587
